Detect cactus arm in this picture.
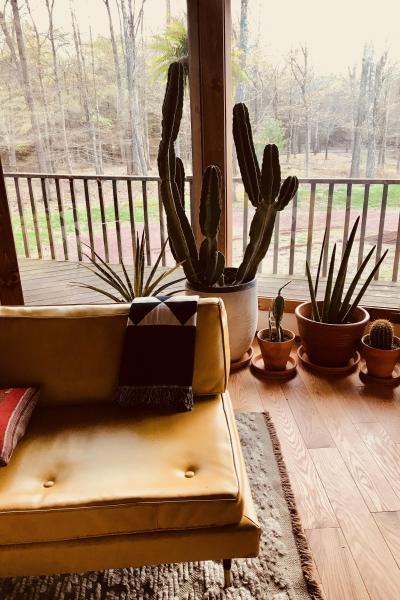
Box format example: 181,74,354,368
175,157,185,208
233,103,261,207
234,202,277,283
199,166,222,238
158,62,201,284
275,176,299,210
260,144,280,204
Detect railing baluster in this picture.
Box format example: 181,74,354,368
158,181,167,267
322,182,334,276
289,190,298,275
83,179,95,260
97,179,109,262
342,182,352,259
69,178,82,261
357,183,370,268
27,177,42,259
14,176,30,258
55,178,68,260
141,180,151,265
375,183,388,280
273,211,280,274
242,191,249,256
40,177,55,259
305,182,316,272
112,180,123,263
392,210,400,282
127,180,136,265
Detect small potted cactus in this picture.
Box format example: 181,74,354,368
257,282,295,370
361,320,400,378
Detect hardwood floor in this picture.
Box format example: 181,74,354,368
228,347,400,600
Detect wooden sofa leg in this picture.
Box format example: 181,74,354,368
223,558,232,587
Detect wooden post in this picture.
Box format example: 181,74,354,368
0,159,24,305
187,0,233,265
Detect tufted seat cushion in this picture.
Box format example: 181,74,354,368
0,394,243,546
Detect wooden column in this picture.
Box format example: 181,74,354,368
0,159,24,305
187,0,233,264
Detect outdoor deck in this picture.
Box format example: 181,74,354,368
18,258,400,319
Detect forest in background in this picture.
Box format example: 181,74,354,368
1,0,400,179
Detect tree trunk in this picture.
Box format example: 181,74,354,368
10,0,48,173
235,0,249,103
366,52,386,178
350,46,372,177
45,0,72,172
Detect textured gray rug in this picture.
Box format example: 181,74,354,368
0,413,323,600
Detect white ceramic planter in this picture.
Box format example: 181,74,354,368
186,269,258,362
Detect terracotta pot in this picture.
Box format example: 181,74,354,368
361,334,400,378
186,268,258,362
295,301,369,368
257,328,295,371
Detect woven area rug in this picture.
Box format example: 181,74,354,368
0,413,323,600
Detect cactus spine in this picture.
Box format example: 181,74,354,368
158,63,298,287
233,103,299,284
369,319,395,349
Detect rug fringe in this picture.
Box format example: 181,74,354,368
263,412,326,600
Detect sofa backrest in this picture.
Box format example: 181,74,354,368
0,298,230,406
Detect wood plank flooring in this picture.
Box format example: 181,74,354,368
228,347,400,600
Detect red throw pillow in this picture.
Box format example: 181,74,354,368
0,388,39,467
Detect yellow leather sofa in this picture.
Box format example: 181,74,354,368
0,298,260,586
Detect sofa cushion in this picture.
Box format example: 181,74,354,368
0,299,229,406
0,394,242,545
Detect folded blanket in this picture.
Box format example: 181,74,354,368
116,295,199,412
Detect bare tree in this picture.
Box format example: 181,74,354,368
290,44,312,176
350,44,373,177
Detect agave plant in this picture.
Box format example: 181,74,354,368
72,232,186,302
306,217,388,324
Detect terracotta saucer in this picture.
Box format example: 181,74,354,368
250,353,297,381
297,345,360,375
359,363,400,387
230,347,254,372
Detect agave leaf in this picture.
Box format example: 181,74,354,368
153,276,187,296
80,256,131,301
144,237,170,291
337,245,376,322
120,260,134,299
328,217,360,322
145,262,185,296
341,249,388,323
314,229,327,298
322,243,336,322
306,261,320,322
82,243,131,299
71,282,123,303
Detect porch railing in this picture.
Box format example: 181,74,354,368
4,173,400,283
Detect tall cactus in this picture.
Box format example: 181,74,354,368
199,166,225,285
158,62,298,287
369,319,395,349
233,103,299,284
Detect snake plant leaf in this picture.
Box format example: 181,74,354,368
314,229,327,299
327,217,360,322
306,260,320,322
322,243,336,322
233,103,260,207
341,249,388,323
337,245,376,322
260,144,280,204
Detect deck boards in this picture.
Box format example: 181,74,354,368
18,257,400,307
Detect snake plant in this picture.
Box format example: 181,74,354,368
157,62,298,287
72,233,185,302
306,218,388,324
